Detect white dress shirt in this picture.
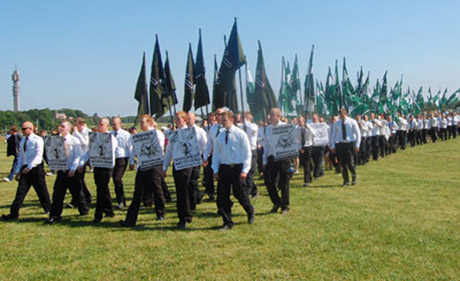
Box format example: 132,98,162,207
417,119,424,130
212,125,251,174
112,129,132,159
296,124,316,147
204,123,223,159
237,120,258,150
359,120,369,137
192,124,208,155
330,117,361,149
370,119,382,136
16,133,44,173
430,117,438,128
73,126,91,153
410,119,418,130
398,118,408,131
62,134,83,171
388,121,399,134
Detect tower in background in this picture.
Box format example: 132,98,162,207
12,67,20,112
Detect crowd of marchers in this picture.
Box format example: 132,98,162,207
2,108,459,231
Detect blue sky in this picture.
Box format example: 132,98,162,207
1,0,459,116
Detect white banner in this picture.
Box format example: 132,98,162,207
270,123,299,161
310,123,329,146
89,132,113,168
132,130,163,170
44,136,68,171
169,127,202,170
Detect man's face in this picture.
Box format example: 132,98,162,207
269,110,281,124
175,116,186,128
215,110,224,124
140,118,150,131
21,123,33,137
112,119,121,131
187,113,195,127
221,115,233,129
58,122,69,135
99,120,109,132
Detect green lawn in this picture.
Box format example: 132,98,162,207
0,138,459,280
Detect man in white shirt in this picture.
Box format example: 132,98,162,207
2,121,51,220
387,115,399,154
92,118,118,223
409,115,417,147
202,108,225,201
186,112,207,211
397,113,408,150
429,112,438,143
263,108,295,214
369,113,381,160
212,111,255,231
237,112,259,197
330,108,361,186
297,116,315,187
73,117,92,205
47,121,88,224
356,114,368,165
111,117,133,209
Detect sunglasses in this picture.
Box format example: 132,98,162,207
21,127,31,131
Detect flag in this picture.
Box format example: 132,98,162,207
246,64,256,113
304,45,315,114
164,51,178,112
134,53,148,124
334,60,342,111
212,19,246,112
253,40,277,122
183,43,194,112
149,35,167,118
278,58,295,114
342,57,355,110
290,54,303,115
194,29,210,109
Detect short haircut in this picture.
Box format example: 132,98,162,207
176,111,188,121
140,114,154,126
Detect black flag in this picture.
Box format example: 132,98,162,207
164,51,178,110
213,19,246,112
194,29,210,109
134,52,148,124
183,43,194,112
253,40,278,122
149,35,166,118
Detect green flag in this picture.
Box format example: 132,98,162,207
304,45,315,115
245,64,256,114
164,51,178,112
183,43,194,112
134,53,148,124
253,40,278,122
342,57,355,110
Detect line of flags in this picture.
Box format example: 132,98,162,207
133,20,460,125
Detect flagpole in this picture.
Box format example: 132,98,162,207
280,57,285,117
238,67,245,121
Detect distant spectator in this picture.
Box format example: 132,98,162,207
4,126,22,182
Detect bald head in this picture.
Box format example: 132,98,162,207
21,121,34,137
99,118,110,133
187,112,196,127
269,108,282,125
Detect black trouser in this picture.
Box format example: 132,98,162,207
378,135,386,157
422,129,428,144
358,137,367,165
10,165,51,217
429,128,437,143
173,167,193,223
246,150,258,196
371,136,379,160
328,148,340,173
408,130,416,147
125,166,165,225
188,165,203,211
257,146,264,174
416,130,422,145
112,157,128,205
265,156,293,210
447,126,453,139
311,146,325,178
299,146,312,183
454,125,458,138
398,130,407,149
203,156,215,196
439,128,447,141
388,134,397,154
366,136,372,160
217,164,254,226
336,142,356,184
71,162,92,205
93,167,114,219
50,170,88,218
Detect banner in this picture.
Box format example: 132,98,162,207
44,136,67,171
270,123,299,161
89,132,113,168
169,127,202,170
131,130,163,170
310,123,329,146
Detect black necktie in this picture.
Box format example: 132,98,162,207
23,137,28,152
216,125,221,137
342,120,347,141
225,129,229,144
114,131,118,137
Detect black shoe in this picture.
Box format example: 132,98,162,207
165,195,172,203
270,206,279,213
251,192,259,199
352,176,357,185
79,210,89,216
1,214,18,221
197,192,204,205
119,220,134,227
156,216,164,221
281,208,289,215
46,217,62,225
219,224,233,231
92,217,102,223
207,193,215,201
343,181,350,187
177,221,187,229
248,212,255,224
105,212,115,218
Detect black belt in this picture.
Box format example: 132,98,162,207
221,163,242,168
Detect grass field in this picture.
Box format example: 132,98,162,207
0,138,459,280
